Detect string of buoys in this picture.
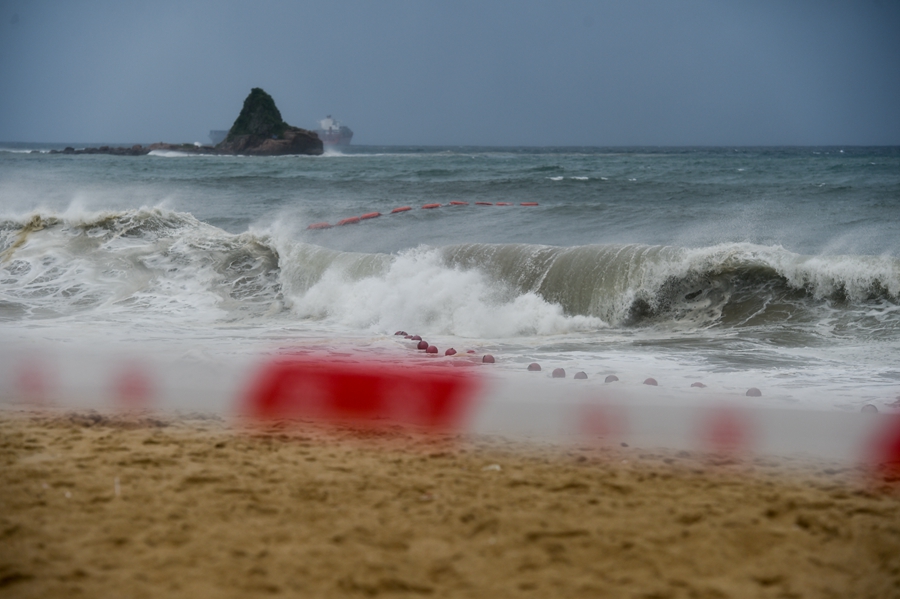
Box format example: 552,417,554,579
309,201,540,230
393,331,766,396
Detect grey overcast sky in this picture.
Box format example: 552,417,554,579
0,0,898,146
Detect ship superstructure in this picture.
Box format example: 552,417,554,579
314,116,353,147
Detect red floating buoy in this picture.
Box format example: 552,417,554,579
520,202,539,206
417,341,429,350
691,382,707,388
426,345,438,354
746,387,762,397
360,212,381,220
449,201,469,206
482,355,495,363
496,202,513,206
466,350,476,354
643,378,658,386
410,335,422,341
337,216,360,226
422,203,441,209
391,206,412,214
394,331,407,336
552,368,566,378
574,372,587,380
527,363,541,372
475,202,493,206
307,222,332,230
445,348,457,356
605,375,619,383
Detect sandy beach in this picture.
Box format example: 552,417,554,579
1,407,898,598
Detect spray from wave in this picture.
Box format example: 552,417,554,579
2,208,898,341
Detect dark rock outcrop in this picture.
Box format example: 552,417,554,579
215,88,322,156
48,88,323,157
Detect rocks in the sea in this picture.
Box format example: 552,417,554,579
49,88,323,157
50,144,150,156
210,87,322,156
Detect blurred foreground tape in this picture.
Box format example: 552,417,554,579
242,358,481,430
870,415,900,476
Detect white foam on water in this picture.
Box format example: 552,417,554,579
284,246,606,339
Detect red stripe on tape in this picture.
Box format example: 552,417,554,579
242,358,481,430
870,415,900,474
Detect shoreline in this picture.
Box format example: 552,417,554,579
2,407,898,597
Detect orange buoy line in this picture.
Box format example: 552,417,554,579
306,201,540,230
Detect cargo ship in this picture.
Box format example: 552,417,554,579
314,116,353,147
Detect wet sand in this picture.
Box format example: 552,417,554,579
1,408,899,598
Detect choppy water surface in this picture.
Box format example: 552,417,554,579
1,145,898,410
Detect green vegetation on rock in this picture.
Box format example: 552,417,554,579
225,88,288,142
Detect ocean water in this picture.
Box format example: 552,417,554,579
1,145,899,411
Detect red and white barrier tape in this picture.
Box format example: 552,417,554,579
2,346,899,471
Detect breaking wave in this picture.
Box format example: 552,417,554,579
2,208,898,339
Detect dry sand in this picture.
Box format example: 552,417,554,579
1,407,899,598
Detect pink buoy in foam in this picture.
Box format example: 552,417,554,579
426,345,438,354
691,382,707,388
395,331,407,336
574,372,587,380
746,387,762,397
604,375,619,383
552,368,566,378
482,355,495,363
417,341,428,350
410,335,422,341
527,363,541,372
643,378,658,386
445,348,457,356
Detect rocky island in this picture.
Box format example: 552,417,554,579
49,88,323,156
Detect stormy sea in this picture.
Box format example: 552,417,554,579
1,144,898,411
